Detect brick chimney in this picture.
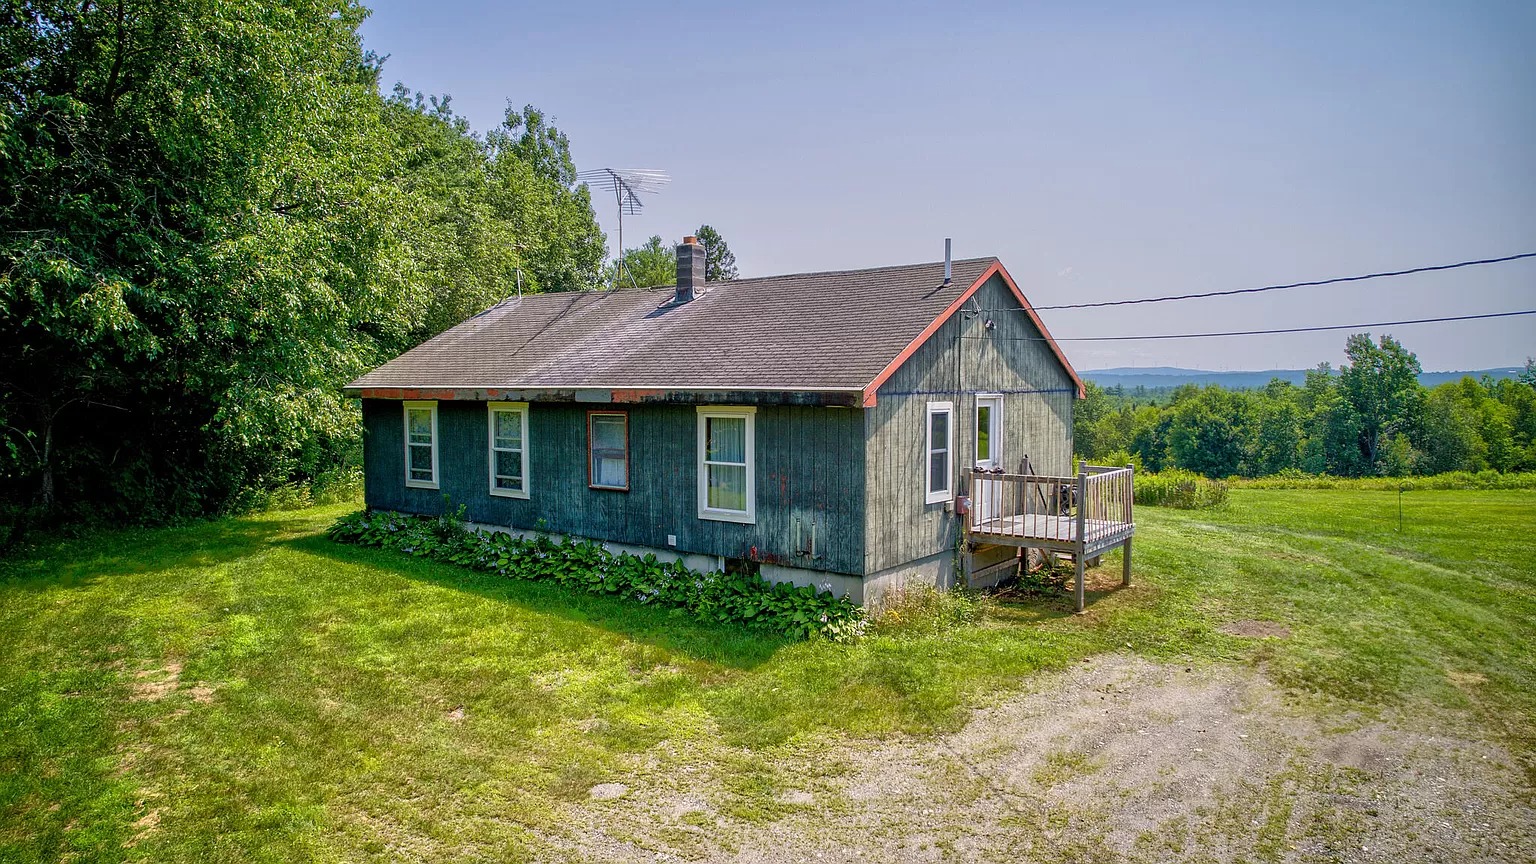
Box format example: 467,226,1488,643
675,235,705,303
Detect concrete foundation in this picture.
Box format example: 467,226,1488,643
860,549,957,612
465,520,865,602
760,563,866,604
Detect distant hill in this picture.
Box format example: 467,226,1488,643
1081,366,1526,391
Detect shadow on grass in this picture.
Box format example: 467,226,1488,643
285,533,791,672
989,570,1130,620
0,515,302,592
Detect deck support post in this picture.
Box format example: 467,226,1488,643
1074,550,1086,613
1074,463,1088,614
1121,538,1132,587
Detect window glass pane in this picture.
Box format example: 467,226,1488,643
408,409,432,444
706,416,745,464
409,444,433,473
976,406,991,461
930,410,948,451
591,415,626,487
592,415,625,450
594,456,626,488
493,410,521,450
930,451,948,493
707,463,747,511
494,450,522,488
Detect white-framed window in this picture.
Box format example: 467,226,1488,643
925,401,953,504
403,401,439,489
487,401,530,498
588,411,629,491
697,406,755,523
975,393,1003,469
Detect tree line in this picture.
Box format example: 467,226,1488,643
0,0,628,538
1076,335,1536,478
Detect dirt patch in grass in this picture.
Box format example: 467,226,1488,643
129,663,182,702
1446,670,1487,687
126,806,161,847
543,657,1534,863
129,662,216,705
1220,619,1292,638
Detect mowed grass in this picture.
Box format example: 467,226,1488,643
2,489,1532,861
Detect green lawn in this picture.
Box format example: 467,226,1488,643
2,489,1533,861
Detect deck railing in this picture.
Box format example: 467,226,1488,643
1079,463,1134,546
965,463,1134,541
966,473,1066,538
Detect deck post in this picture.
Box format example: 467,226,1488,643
1122,463,1134,587
1074,463,1087,613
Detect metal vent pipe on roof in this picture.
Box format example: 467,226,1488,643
944,238,952,285
675,235,705,303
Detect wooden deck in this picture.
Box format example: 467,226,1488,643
963,463,1136,612
971,513,1133,556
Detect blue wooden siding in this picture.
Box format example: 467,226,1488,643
863,274,1076,573
363,400,866,575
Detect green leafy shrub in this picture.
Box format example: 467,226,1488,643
326,510,866,641
1133,469,1229,509
1084,450,1144,473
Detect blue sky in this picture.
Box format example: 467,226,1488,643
359,0,1534,371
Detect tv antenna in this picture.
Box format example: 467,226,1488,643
576,168,670,288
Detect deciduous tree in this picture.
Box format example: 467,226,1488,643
694,224,738,282
1338,334,1424,472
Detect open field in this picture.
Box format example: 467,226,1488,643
2,489,1533,862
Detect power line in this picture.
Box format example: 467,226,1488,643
1026,251,1536,311
964,309,1536,343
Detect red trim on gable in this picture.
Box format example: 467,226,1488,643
992,261,1085,399
859,260,1085,407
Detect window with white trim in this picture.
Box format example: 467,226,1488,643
588,411,629,490
925,401,953,504
697,407,755,523
403,401,439,489
488,401,529,498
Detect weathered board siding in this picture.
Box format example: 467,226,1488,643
863,274,1075,574
363,400,866,575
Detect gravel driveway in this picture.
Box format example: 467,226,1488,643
545,656,1534,863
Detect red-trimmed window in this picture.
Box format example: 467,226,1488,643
588,412,628,490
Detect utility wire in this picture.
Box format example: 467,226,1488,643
1025,251,1536,311
966,309,1536,343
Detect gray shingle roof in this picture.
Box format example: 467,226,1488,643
347,257,1040,393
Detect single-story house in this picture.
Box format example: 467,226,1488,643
344,237,1085,606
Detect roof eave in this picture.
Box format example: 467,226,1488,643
342,385,865,408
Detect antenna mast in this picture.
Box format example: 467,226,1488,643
576,168,670,288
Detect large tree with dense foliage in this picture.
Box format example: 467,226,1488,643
1337,334,1424,470
0,0,603,536
1166,386,1247,478
1245,380,1303,476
